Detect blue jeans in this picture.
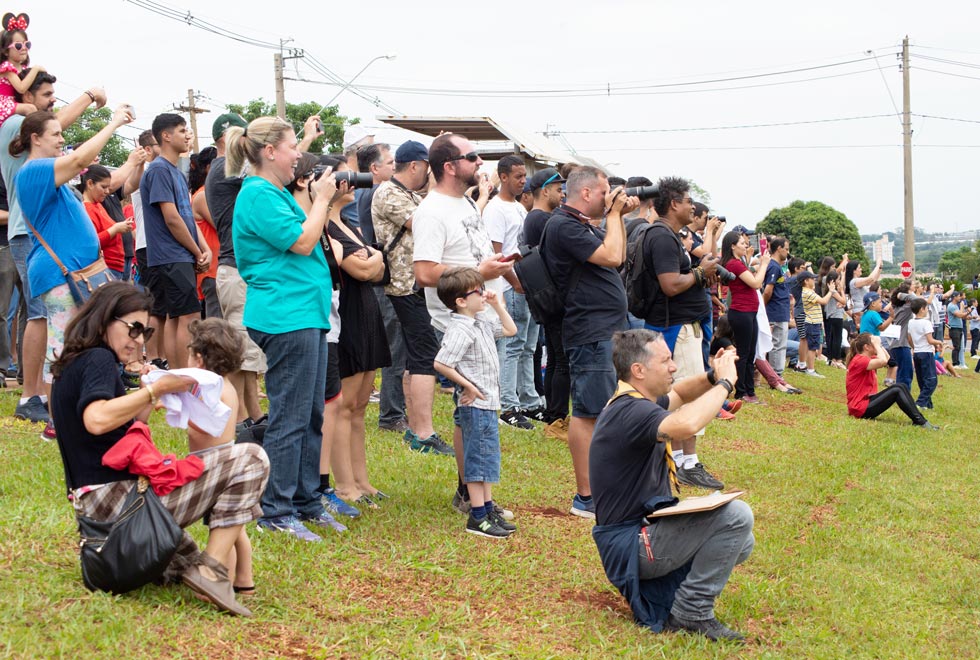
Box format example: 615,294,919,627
496,288,541,411
248,327,328,520
375,288,407,425
889,345,913,390
913,351,937,408
638,500,755,620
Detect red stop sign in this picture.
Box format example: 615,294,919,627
900,261,913,278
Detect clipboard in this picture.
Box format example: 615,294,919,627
646,490,745,518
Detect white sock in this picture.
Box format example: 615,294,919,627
40,395,48,404
683,453,698,469
672,450,684,466
19,397,28,405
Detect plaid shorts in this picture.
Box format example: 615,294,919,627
72,442,269,573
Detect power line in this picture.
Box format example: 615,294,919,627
914,54,980,70
914,113,980,125
577,144,980,152
916,67,980,82
554,113,898,135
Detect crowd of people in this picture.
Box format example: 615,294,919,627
1,17,976,638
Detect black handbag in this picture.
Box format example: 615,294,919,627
76,476,183,594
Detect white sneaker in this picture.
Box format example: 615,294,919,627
805,369,825,378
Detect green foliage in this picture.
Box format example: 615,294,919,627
225,98,357,155
936,240,980,280
688,180,711,206
59,107,129,168
757,200,868,268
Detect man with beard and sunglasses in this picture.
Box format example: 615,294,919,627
413,133,516,519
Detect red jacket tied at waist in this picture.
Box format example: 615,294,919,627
102,421,204,495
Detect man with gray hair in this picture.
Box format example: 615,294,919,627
591,329,753,642
540,166,635,519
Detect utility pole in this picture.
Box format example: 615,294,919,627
175,89,209,153
274,46,305,120
901,36,915,269
274,52,286,119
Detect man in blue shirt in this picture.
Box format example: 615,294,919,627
763,237,791,375
141,113,211,369
946,291,969,366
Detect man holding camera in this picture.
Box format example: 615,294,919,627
641,177,723,490
590,329,754,641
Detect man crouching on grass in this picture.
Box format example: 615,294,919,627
590,329,754,642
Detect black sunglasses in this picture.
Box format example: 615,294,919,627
447,151,479,163
463,286,486,298
115,317,154,341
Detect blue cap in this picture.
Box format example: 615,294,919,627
863,292,881,307
395,140,428,163
731,224,755,235
522,179,532,194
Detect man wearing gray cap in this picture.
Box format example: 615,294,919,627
373,141,447,452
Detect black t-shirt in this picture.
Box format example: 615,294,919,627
204,156,243,268
357,184,378,245
522,209,552,248
643,220,708,326
51,347,135,490
709,335,733,356
591,393,672,525
541,207,628,347
689,231,704,268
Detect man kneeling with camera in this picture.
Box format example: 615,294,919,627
590,329,754,642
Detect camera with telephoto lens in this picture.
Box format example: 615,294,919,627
312,166,374,189
713,263,737,283
623,184,660,201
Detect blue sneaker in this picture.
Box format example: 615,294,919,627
256,515,322,542
403,429,420,446
298,509,348,533
321,488,360,519
569,494,596,520
411,433,455,456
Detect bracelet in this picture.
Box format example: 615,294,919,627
705,367,717,386
85,90,96,103
145,383,157,405
714,378,734,395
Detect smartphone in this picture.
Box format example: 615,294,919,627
500,253,521,263
748,234,760,253
759,236,768,254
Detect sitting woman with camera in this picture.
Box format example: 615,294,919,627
844,332,939,430
51,283,269,616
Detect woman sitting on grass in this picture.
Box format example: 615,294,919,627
844,332,939,431
50,283,269,616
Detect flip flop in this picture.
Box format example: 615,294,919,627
233,585,256,596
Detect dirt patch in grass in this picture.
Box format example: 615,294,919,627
522,506,567,518
560,588,631,616
725,437,765,453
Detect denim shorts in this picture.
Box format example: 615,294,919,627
567,340,616,418
458,406,501,483
803,323,822,351
9,234,47,320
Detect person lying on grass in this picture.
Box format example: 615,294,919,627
590,329,754,643
844,332,940,430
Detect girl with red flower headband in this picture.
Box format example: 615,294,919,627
0,12,43,126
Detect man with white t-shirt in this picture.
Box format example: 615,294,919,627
483,155,541,430
413,133,516,516
131,130,166,367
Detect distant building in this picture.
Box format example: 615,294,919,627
863,234,895,263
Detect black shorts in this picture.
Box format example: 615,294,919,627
389,292,439,376
154,261,202,319
136,249,165,317
325,342,341,402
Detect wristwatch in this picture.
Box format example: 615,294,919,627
714,378,734,395
705,367,716,385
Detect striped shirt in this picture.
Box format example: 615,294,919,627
435,311,505,411
801,287,824,325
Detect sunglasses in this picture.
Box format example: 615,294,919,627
447,151,479,163
115,317,155,341
7,41,31,51
462,286,486,298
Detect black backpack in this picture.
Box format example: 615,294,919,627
514,218,582,326
624,222,684,321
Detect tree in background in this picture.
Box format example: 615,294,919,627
937,241,980,280
226,98,357,154
757,200,868,268
60,107,129,168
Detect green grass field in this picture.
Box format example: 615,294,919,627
1,362,977,659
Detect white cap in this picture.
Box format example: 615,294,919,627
343,125,375,150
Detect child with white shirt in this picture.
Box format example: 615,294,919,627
908,298,943,410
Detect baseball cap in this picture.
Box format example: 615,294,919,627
529,167,565,191
343,125,374,150
395,140,428,163
211,113,247,141
522,179,532,194
798,271,816,281
863,292,881,307
730,224,755,235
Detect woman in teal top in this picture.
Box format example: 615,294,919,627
227,116,348,540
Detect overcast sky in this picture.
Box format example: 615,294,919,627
25,0,980,235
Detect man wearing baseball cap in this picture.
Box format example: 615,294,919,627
372,141,448,452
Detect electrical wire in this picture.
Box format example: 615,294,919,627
576,144,980,152
554,113,898,135
916,67,980,82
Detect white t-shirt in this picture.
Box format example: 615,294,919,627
413,190,501,333
482,196,526,292
133,188,147,251
908,317,935,353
